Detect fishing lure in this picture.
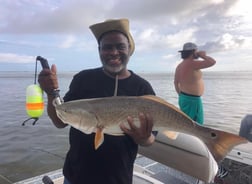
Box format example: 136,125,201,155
22,56,48,125
22,56,63,125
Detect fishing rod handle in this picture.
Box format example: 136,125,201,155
42,175,54,184
37,56,50,69
36,55,63,105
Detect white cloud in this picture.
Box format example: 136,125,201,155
164,28,198,49
200,33,246,53
162,54,174,60
0,53,35,63
59,35,76,49
226,0,252,17
220,33,241,49
0,0,252,71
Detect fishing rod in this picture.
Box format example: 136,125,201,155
36,56,63,106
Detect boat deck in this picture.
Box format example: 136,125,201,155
10,150,252,184
12,154,204,184
8,138,252,184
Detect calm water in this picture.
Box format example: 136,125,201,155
0,71,252,183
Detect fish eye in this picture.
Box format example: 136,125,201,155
210,132,217,138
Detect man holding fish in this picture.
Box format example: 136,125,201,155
38,19,156,184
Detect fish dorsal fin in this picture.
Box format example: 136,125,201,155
141,95,179,112
141,95,192,119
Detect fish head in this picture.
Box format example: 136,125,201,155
55,102,98,130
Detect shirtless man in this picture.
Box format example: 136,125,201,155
174,42,216,124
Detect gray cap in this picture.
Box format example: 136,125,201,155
179,42,197,52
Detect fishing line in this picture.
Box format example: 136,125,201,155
0,174,13,184
34,58,38,85
31,147,65,160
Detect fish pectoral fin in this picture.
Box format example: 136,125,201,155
162,130,179,140
94,127,104,150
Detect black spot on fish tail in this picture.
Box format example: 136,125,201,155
204,129,248,163
210,132,217,139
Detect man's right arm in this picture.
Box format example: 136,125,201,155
193,51,216,69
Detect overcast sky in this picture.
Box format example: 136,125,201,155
0,0,251,72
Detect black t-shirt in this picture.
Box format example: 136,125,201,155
63,67,155,184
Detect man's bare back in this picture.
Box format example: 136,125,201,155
175,60,204,96
174,50,216,96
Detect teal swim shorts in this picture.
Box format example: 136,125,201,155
179,92,204,125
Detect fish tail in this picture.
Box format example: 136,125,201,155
94,127,104,150
202,128,248,163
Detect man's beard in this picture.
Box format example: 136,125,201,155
103,63,126,75
102,56,128,75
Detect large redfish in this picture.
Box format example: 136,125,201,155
55,95,247,162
